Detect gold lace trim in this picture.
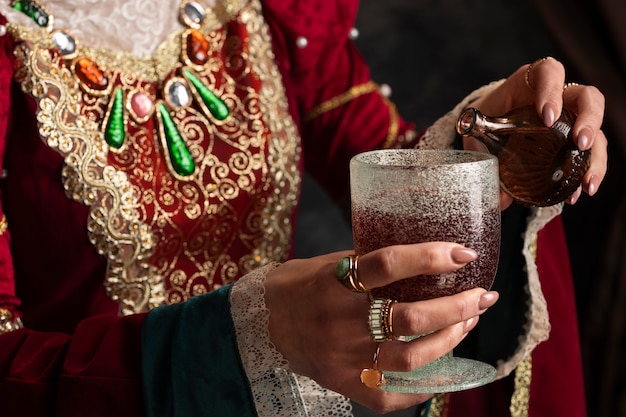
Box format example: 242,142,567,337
426,394,447,417
0,214,7,235
302,80,379,122
510,351,532,417
0,308,24,334
381,97,399,148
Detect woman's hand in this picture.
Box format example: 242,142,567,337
467,57,608,209
264,242,499,414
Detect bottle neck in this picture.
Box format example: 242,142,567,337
457,108,511,157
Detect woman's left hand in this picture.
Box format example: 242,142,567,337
466,57,608,209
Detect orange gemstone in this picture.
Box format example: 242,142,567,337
186,30,209,65
360,368,386,388
74,57,108,90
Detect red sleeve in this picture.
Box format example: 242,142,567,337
262,0,418,202
0,15,19,318
0,314,146,417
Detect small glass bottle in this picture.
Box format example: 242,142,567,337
456,105,590,207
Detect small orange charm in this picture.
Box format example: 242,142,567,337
360,368,386,388
73,57,108,91
186,30,209,65
360,343,386,388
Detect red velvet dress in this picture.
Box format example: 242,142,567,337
0,0,586,416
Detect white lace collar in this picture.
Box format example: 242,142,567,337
2,0,225,57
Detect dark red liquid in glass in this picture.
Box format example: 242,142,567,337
352,205,500,302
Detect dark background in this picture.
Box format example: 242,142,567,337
294,1,626,416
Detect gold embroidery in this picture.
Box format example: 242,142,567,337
0,308,23,334
427,393,448,417
510,354,532,417
381,97,399,149
0,214,7,235
9,0,301,314
302,80,379,122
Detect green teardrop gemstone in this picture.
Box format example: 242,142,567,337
104,88,125,149
12,0,50,28
158,103,195,177
183,69,229,120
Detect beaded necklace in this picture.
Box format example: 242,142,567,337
11,0,233,179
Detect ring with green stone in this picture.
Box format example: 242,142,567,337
335,255,368,293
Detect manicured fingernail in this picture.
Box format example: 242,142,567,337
578,129,591,150
567,187,581,204
478,291,499,310
451,247,477,264
464,316,477,331
542,104,557,126
588,175,597,196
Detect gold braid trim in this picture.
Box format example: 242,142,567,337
302,81,401,149
510,354,532,417
302,81,379,122
0,215,7,236
0,308,24,334
381,97,399,149
426,393,448,417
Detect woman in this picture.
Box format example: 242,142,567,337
0,0,607,416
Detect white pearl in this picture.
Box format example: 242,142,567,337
295,36,308,48
0,25,6,37
349,27,359,40
379,83,392,98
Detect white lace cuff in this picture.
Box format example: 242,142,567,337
230,263,353,417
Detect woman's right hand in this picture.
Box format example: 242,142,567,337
264,242,499,414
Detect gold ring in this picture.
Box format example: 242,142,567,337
335,255,368,293
360,343,386,388
368,298,397,342
563,82,580,90
524,56,554,90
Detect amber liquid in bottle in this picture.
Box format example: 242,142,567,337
456,105,590,207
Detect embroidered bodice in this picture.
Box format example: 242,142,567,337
4,0,301,314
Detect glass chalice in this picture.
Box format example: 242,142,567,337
350,149,501,393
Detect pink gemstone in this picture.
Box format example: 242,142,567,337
130,91,154,120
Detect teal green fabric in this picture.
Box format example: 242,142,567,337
142,285,258,416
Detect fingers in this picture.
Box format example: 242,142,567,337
524,57,566,126
264,250,500,413
353,242,478,291
562,83,605,149
391,288,498,338
337,290,498,412
499,189,514,210
509,57,608,202
583,128,608,196
378,314,479,373
560,84,608,198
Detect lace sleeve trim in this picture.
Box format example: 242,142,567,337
230,264,353,417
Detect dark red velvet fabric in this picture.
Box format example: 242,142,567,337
0,314,145,417
530,216,586,416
